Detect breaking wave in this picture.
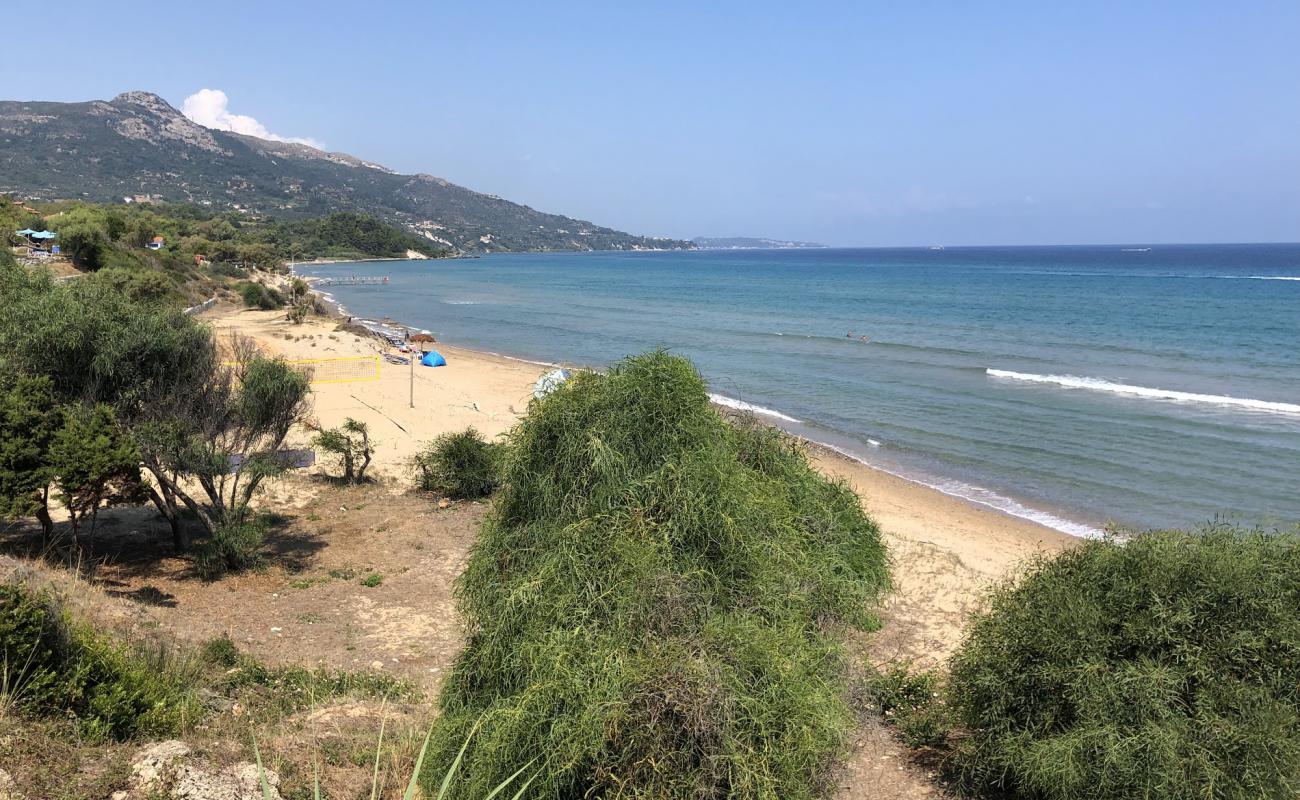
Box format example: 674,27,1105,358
708,393,801,423
987,369,1300,416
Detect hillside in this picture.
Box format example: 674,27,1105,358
0,91,691,253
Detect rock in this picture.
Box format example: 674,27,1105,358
132,740,191,787
171,762,281,800
127,740,282,800
0,768,20,800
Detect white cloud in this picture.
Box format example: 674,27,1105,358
181,89,324,149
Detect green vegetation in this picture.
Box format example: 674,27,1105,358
0,581,202,741
423,351,890,799
3,195,448,279
253,717,537,800
947,526,1300,800
859,664,949,749
49,404,143,551
411,428,500,498
239,280,285,309
313,418,375,484
361,572,384,588
0,258,312,553
0,374,61,542
0,93,694,253
205,642,417,714
1,576,418,748
194,519,269,579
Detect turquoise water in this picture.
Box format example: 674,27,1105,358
302,245,1300,536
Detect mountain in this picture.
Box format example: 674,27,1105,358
0,91,692,253
692,236,826,249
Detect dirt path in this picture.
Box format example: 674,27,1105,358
27,480,481,688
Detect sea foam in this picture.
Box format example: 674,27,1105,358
812,440,1102,538
988,369,1300,416
708,393,801,423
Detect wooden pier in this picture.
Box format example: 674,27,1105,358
313,276,390,287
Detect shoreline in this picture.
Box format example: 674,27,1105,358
209,301,1078,665
292,262,1099,541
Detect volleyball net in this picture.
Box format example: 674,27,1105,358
286,355,380,384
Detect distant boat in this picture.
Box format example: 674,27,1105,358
1121,247,1151,252
929,245,945,251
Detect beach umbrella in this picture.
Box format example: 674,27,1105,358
15,228,37,235
409,332,436,345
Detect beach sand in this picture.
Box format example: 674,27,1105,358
208,302,1077,668
198,303,1084,797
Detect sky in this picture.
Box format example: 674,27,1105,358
7,1,1299,246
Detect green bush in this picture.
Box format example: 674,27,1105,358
412,427,500,499
861,664,950,749
0,580,200,740
423,351,889,799
199,634,241,668
194,519,267,579
238,281,284,310
947,526,1300,800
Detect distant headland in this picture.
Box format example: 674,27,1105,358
691,236,827,250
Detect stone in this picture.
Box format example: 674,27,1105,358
131,740,191,788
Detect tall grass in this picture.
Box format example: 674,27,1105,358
947,525,1300,800
423,351,889,798
0,579,203,740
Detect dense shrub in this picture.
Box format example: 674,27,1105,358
948,526,1300,800
423,351,890,799
193,519,267,579
0,580,200,740
412,427,500,498
238,281,284,309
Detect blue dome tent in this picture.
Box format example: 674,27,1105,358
420,350,447,367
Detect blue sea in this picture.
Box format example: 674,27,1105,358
301,244,1300,536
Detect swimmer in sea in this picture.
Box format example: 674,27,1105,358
860,335,869,342
846,331,854,338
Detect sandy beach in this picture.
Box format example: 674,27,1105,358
208,301,1077,667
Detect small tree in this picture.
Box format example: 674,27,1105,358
49,404,142,553
286,277,313,324
57,223,108,271
183,342,312,528
312,417,373,483
0,374,60,544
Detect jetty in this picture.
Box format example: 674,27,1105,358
313,276,390,287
